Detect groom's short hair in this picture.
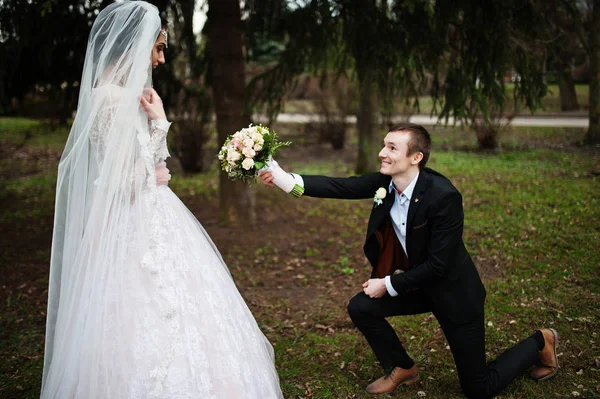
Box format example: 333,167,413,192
388,123,431,169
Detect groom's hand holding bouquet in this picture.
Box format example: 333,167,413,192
218,125,304,197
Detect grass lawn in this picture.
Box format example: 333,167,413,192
1,118,599,398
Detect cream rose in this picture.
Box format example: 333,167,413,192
242,158,255,170
227,151,241,162
243,138,254,149
253,144,262,151
242,148,256,158
375,187,387,199
252,131,264,143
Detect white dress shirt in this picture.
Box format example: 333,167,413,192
384,172,419,297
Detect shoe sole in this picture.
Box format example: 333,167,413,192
366,375,420,395
537,328,559,381
403,375,420,386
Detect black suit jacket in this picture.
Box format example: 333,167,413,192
302,168,486,324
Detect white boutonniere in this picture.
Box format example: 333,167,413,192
373,187,387,207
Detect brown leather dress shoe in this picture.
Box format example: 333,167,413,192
530,328,559,381
365,365,419,395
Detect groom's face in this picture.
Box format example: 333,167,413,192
378,130,417,176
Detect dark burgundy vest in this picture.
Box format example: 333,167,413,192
374,218,409,278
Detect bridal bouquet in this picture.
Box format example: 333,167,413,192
218,125,291,184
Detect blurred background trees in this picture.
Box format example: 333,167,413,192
1,0,598,223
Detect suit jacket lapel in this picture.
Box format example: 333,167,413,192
406,170,428,233
366,176,393,238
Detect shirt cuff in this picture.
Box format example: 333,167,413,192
291,173,304,188
151,119,172,133
385,275,399,297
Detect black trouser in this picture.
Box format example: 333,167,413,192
347,291,542,399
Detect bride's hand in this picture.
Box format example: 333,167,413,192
156,161,171,186
140,88,167,120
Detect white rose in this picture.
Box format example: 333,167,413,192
242,158,254,170
375,187,386,199
243,138,254,149
253,144,262,152
251,131,263,142
242,147,256,158
227,151,241,162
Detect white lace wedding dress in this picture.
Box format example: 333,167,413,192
41,85,283,399
42,3,282,397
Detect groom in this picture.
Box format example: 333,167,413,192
260,123,559,398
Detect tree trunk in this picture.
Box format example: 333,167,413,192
206,0,255,225
355,74,379,174
586,0,600,144
558,66,579,111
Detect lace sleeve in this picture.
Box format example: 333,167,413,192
149,119,171,164
89,104,116,166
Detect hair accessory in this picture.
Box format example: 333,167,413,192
160,28,168,47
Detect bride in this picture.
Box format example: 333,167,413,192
40,2,283,398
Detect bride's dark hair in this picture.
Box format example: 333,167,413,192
90,3,153,84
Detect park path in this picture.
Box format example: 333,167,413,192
268,113,589,128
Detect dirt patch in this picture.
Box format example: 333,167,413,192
184,194,372,323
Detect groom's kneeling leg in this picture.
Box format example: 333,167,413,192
439,315,493,399
347,292,415,371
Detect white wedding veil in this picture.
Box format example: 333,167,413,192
42,1,161,396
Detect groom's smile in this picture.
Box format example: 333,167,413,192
379,131,410,176
378,130,425,178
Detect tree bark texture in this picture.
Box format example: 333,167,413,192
558,66,580,111
586,0,600,144
355,74,379,174
206,0,255,225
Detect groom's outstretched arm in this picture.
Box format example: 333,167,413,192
301,173,384,200
260,160,385,200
